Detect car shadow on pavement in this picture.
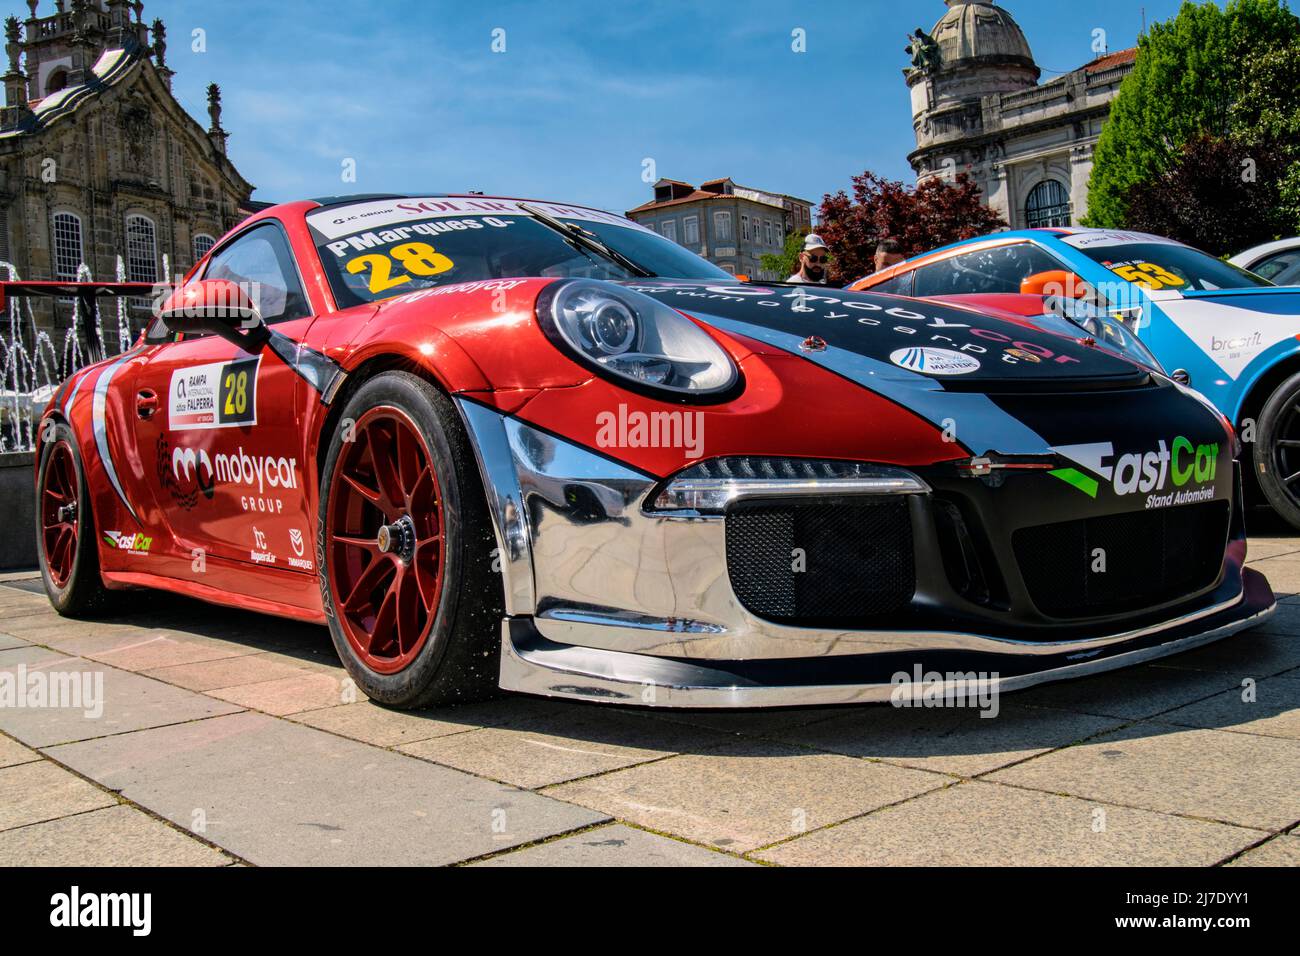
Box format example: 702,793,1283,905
6,577,1294,769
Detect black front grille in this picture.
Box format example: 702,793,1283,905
725,497,915,625
1012,501,1230,619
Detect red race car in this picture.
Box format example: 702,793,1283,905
29,194,1275,708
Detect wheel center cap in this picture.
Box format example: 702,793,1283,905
376,516,416,563
57,502,77,524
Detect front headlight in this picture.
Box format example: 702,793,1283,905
536,279,739,400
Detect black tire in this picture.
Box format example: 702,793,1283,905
316,371,502,709
36,421,114,616
1253,370,1300,530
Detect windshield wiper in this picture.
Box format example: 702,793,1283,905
517,202,655,278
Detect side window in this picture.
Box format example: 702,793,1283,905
202,223,309,324
912,243,1068,297
1253,250,1300,282
870,271,913,295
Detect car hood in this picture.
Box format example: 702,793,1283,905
618,280,1230,503
622,280,1149,390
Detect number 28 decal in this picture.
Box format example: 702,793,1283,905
346,242,454,295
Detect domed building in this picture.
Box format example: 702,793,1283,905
905,0,1135,228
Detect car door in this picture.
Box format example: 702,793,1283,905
127,221,319,574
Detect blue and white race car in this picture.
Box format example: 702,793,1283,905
852,228,1300,527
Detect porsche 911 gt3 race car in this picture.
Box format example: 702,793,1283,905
849,228,1300,530
29,196,1275,709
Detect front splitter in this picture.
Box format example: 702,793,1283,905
498,567,1278,708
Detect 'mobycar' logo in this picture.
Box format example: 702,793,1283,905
1049,437,1220,509
102,530,152,555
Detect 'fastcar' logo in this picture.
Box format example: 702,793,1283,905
102,531,152,555
1049,437,1220,508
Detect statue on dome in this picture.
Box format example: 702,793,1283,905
905,28,941,74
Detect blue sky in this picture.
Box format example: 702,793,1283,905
154,0,1195,213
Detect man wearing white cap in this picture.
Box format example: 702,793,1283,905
787,234,831,285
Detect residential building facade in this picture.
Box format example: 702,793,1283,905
0,0,252,332
627,177,813,279
905,0,1136,229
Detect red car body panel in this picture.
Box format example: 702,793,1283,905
33,198,963,624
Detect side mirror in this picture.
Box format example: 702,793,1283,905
1020,269,1092,300
157,279,268,349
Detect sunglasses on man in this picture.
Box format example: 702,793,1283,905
806,254,829,263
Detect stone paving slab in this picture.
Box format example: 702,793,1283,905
472,823,756,867
1252,600,1300,637
771,702,1123,778
756,780,1263,867
143,653,316,692
643,706,849,738
0,653,243,748
205,671,357,715
0,643,69,668
1154,626,1300,677
56,630,267,672
1246,556,1300,593
1244,539,1300,561
0,632,28,651
987,722,1300,831
0,613,46,630
545,738,947,853
400,705,733,789
1157,675,1300,740
0,734,41,768
1007,664,1246,721
291,696,565,748
0,761,117,831
45,710,607,866
0,805,230,866
1225,834,1300,867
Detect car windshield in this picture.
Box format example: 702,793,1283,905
1077,241,1273,292
306,197,730,307
1038,297,1163,372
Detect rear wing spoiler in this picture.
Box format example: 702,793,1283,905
0,280,165,311
2,278,348,405
1,280,172,361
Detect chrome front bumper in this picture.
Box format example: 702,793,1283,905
455,398,1277,707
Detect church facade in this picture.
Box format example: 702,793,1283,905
904,0,1136,230
0,0,252,331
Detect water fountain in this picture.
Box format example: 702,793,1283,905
0,254,168,452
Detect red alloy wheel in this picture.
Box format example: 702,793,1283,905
40,440,80,588
326,406,446,675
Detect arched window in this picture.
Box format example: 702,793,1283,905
51,212,84,281
125,214,158,284
193,233,216,263
1025,180,1072,229
45,69,69,95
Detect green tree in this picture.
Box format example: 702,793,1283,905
1085,0,1300,229
760,229,808,280
1232,35,1300,229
